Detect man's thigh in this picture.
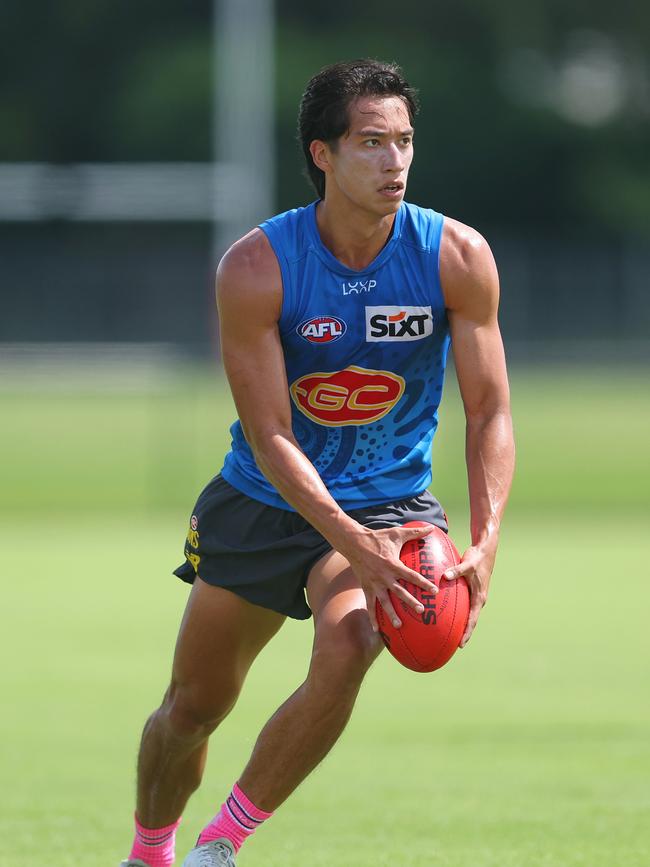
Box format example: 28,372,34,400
306,489,448,636
172,577,286,699
306,550,382,663
306,550,364,623
174,474,328,621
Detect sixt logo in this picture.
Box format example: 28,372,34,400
342,279,376,295
297,316,347,344
365,305,433,342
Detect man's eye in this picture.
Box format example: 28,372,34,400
401,137,412,146
364,139,380,147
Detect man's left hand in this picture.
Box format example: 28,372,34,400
443,539,498,648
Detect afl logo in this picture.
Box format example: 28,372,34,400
297,315,347,344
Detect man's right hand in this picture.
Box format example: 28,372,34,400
339,523,438,632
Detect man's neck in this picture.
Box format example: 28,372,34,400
315,197,397,271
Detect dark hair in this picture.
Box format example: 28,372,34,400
298,59,419,198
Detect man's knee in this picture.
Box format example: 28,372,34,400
162,676,241,740
309,609,382,693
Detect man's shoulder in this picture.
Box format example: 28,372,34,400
219,227,275,275
440,216,495,278
439,217,499,313
255,201,319,266
400,201,445,251
402,200,442,219
261,202,315,229
217,228,282,304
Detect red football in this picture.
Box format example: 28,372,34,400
376,521,470,672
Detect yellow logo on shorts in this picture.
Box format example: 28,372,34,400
185,551,201,572
185,515,201,573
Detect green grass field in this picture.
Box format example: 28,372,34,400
1,365,649,866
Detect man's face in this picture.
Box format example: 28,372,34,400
319,95,414,215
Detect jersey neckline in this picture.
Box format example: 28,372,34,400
305,200,405,277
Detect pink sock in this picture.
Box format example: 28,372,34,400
197,782,273,852
129,814,181,867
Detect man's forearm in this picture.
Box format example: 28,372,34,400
252,431,366,553
465,409,515,548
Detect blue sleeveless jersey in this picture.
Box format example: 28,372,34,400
221,201,450,510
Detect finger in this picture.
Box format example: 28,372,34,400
376,589,402,630
397,523,435,540
443,560,474,581
365,591,379,633
460,602,482,648
399,564,438,595
391,581,425,615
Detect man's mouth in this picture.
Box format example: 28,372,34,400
379,181,404,194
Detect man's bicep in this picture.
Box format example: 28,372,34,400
216,237,294,447
443,231,510,418
450,313,510,419
448,272,502,401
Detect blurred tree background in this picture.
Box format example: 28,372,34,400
0,0,649,351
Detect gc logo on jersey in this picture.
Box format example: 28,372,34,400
365,306,433,342
297,315,347,344
290,365,405,426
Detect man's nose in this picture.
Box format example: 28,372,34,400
383,142,405,171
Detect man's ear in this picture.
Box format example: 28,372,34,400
309,139,332,174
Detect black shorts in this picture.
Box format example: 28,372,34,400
173,474,448,620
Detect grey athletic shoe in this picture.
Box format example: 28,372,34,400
119,861,149,867
182,838,236,866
